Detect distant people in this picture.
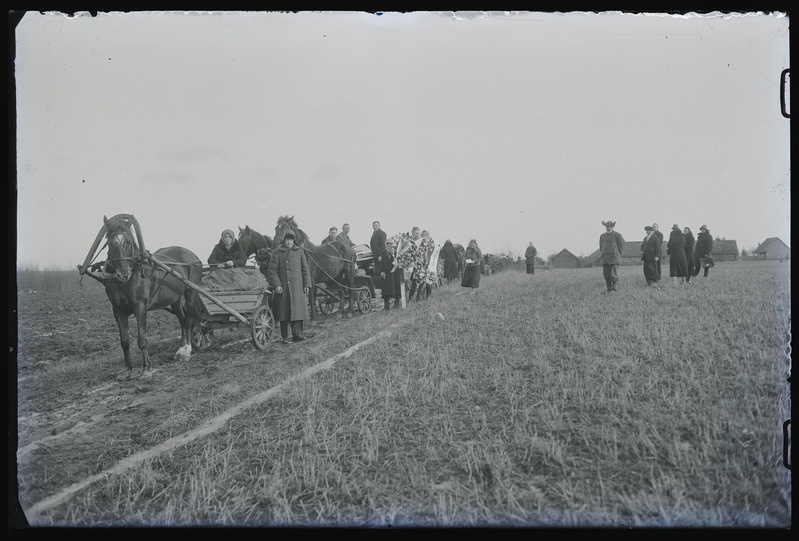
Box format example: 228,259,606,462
208,229,247,268
652,223,664,281
320,226,338,245
336,223,356,247
377,237,403,310
599,220,626,293
461,239,482,290
524,242,538,275
666,224,688,284
693,224,714,278
369,221,387,273
440,240,459,285
683,227,695,283
267,229,312,344
641,225,661,287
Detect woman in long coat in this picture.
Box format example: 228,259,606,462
682,227,695,283
666,224,688,284
461,239,482,289
440,240,459,284
377,238,404,310
267,230,312,343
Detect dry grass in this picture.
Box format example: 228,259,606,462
18,261,791,527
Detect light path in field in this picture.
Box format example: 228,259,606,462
24,320,407,522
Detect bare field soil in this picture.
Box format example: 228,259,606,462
15,286,385,518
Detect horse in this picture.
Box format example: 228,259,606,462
79,214,203,374
237,225,275,280
274,215,358,320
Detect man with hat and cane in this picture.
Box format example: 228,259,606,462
692,224,714,278
599,220,626,293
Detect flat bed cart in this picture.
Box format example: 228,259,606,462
190,287,275,351
315,275,375,315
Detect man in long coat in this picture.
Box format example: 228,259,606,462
369,221,387,280
599,220,626,293
641,225,662,286
666,224,688,284
693,224,715,277
267,230,312,343
652,223,664,281
524,242,538,275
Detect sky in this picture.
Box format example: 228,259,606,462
13,10,790,270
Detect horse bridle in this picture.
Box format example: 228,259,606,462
103,233,142,281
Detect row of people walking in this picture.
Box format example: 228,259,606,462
600,220,715,292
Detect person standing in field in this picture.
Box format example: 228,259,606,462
461,239,483,290
208,229,247,269
599,220,626,293
369,220,387,271
641,225,661,287
267,229,312,344
406,227,424,300
693,224,714,278
525,241,538,275
652,223,664,281
666,224,688,284
320,226,338,245
440,239,459,285
683,227,695,283
377,236,403,310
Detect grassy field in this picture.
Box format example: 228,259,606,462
15,260,791,527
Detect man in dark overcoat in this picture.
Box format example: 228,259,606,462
692,224,714,277
641,225,662,287
267,230,312,343
652,223,664,281
370,221,387,273
599,220,625,293
524,242,538,275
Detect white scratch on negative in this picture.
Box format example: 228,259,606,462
23,321,406,522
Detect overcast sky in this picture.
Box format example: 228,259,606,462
14,10,790,269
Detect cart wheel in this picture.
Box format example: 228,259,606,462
356,287,372,313
191,321,213,350
251,304,274,350
319,298,338,315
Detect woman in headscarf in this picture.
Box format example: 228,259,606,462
440,240,459,285
461,239,482,290
208,229,247,268
666,224,689,284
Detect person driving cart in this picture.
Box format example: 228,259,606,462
208,228,247,268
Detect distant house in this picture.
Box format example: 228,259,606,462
711,239,739,262
753,237,791,260
551,249,580,269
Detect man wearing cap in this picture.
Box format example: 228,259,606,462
641,225,662,287
693,225,714,277
599,220,626,293
652,223,664,281
208,229,247,269
320,226,338,245
267,229,312,343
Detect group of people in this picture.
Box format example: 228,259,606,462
599,220,715,293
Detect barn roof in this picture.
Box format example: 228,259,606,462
713,239,739,255
753,237,790,254
554,249,579,260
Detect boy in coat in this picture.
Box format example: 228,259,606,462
267,230,312,343
599,220,626,293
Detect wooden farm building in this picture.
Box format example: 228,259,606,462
711,239,739,262
551,249,580,269
753,237,791,260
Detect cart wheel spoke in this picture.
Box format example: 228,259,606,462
251,305,274,351
357,288,372,313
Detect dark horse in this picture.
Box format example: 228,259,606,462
77,214,203,373
274,215,358,320
237,225,275,281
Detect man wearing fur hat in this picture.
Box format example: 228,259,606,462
208,229,247,268
599,220,626,293
267,229,312,343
